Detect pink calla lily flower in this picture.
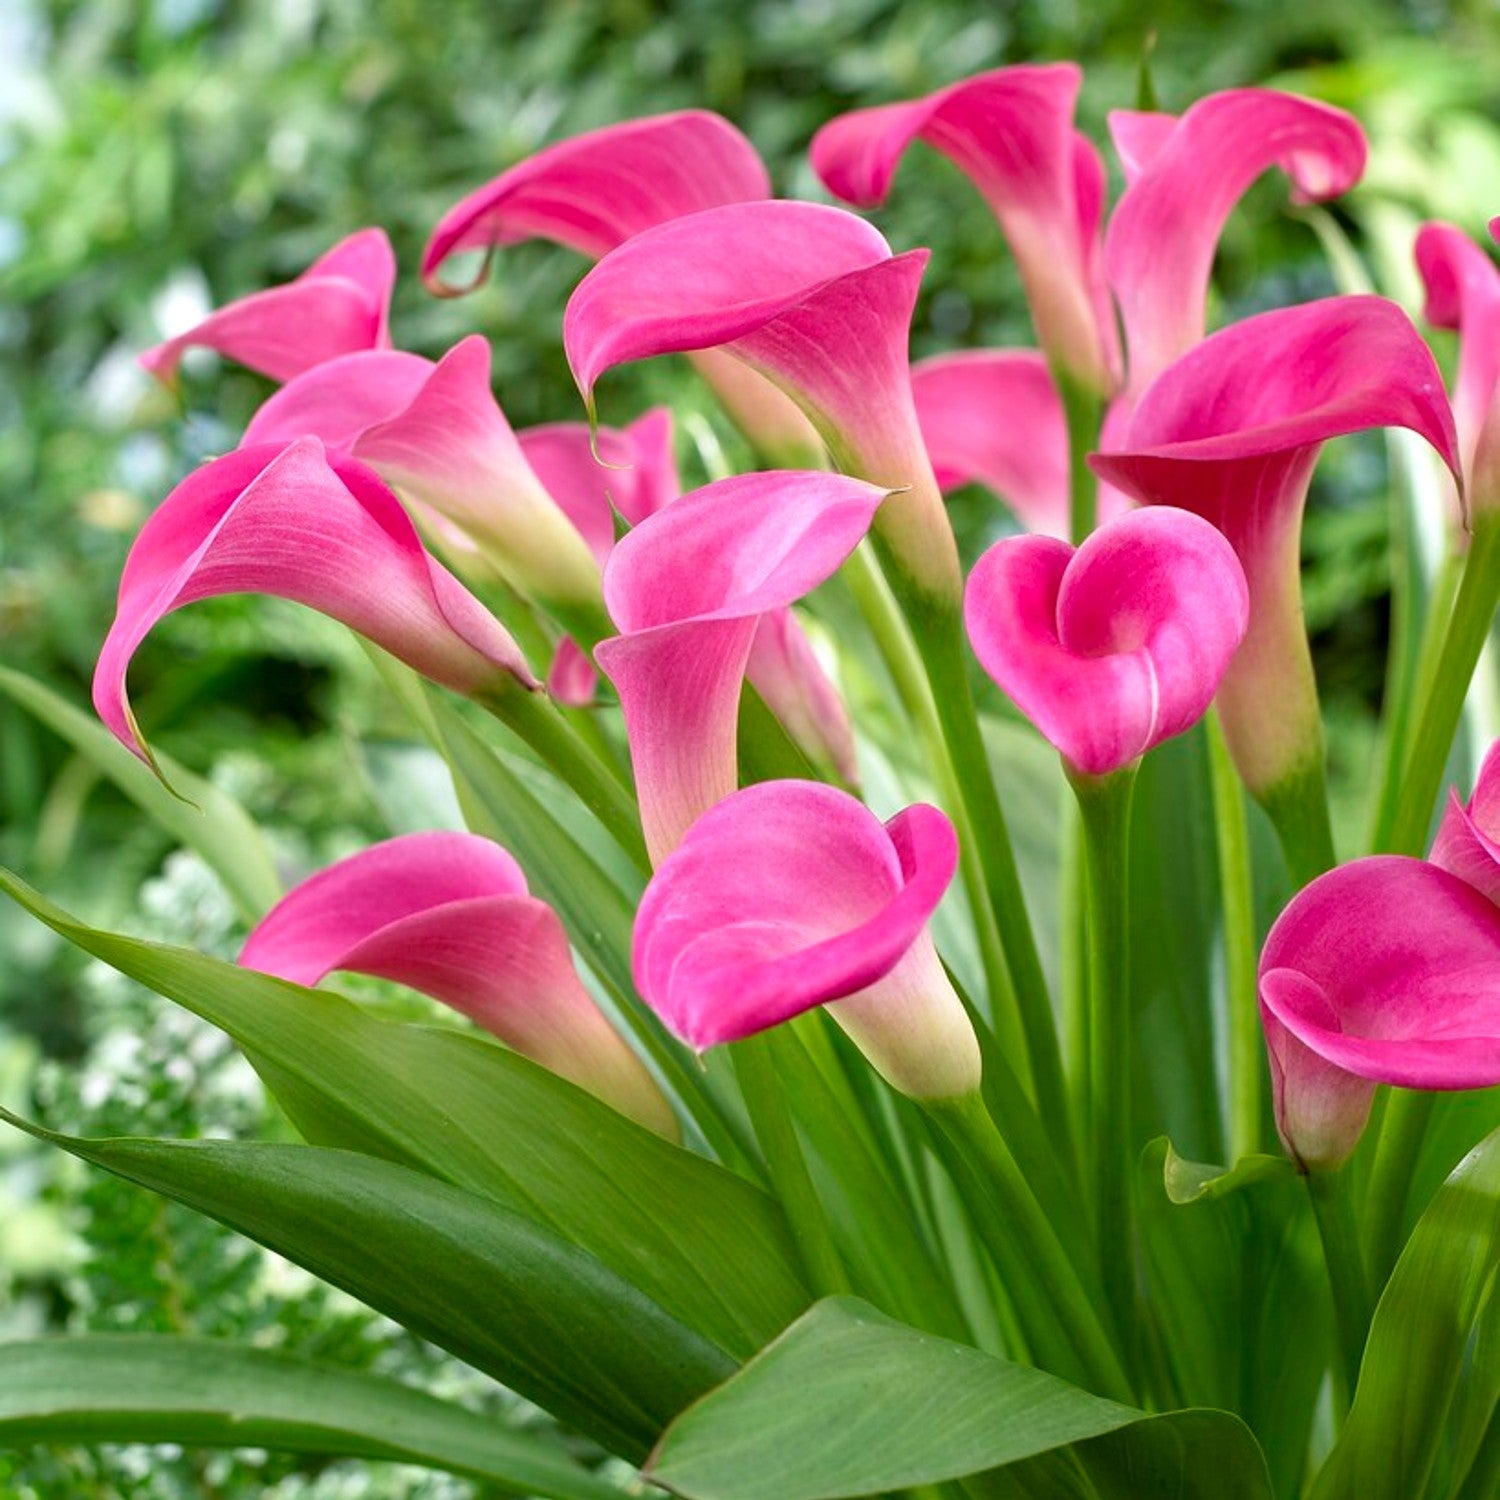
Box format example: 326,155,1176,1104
1090,296,1460,802
241,832,675,1136
1105,90,1367,401
595,471,886,864
964,507,1248,777
244,337,602,616
1431,739,1500,906
422,111,818,465
811,64,1118,392
1415,221,1500,498
140,228,395,386
1259,855,1500,1170
633,780,981,1099
93,438,535,766
565,200,960,599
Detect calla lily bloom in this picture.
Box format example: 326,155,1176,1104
1105,90,1366,400
240,832,675,1136
912,349,1073,538
1431,739,1500,906
244,337,602,619
1415,221,1500,500
811,63,1118,393
1259,856,1500,1170
422,111,819,465
566,200,960,601
965,507,1248,777
93,438,535,766
595,471,886,864
633,780,981,1099
140,228,396,386
1091,296,1460,806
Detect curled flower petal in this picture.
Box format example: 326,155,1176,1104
1091,296,1459,798
140,228,396,386
633,780,979,1098
965,507,1248,776
421,111,770,293
1432,740,1500,906
566,200,959,598
811,64,1118,389
93,438,535,764
1105,90,1367,397
1259,856,1500,1168
241,832,675,1134
1107,110,1179,185
1416,221,1500,495
242,349,435,454
595,471,886,863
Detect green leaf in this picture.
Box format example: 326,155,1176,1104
0,1111,733,1464
0,1335,621,1500
0,869,808,1360
647,1297,1273,1500
0,665,280,919
1163,1145,1297,1204
1311,1124,1500,1500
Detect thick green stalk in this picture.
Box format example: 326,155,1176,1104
476,681,649,872
1207,712,1264,1159
1388,514,1500,855
1305,1165,1373,1416
1259,754,1338,889
1362,1088,1435,1289
1067,763,1138,1356
924,1092,1132,1402
1056,368,1102,545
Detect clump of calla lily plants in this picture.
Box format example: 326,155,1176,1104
4,62,1500,1500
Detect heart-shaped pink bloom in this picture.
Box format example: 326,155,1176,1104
1105,90,1366,400
964,507,1248,777
240,831,674,1134
595,471,886,864
1431,739,1500,907
243,337,602,612
421,111,817,464
565,200,959,598
93,438,534,765
811,64,1118,392
633,780,980,1098
1259,855,1500,1170
1416,221,1500,499
1091,296,1460,798
139,228,395,386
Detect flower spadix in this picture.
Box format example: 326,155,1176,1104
1091,296,1459,805
1105,90,1366,400
241,832,675,1136
1259,856,1500,1171
634,780,981,1099
93,438,534,766
964,507,1247,777
564,200,961,600
421,110,817,465
596,471,885,864
243,336,602,617
140,228,395,386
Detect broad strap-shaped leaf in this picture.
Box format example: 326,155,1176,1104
1311,1124,1500,1500
0,869,807,1359
0,1335,620,1500
0,1111,732,1465
0,665,280,921
647,1297,1273,1500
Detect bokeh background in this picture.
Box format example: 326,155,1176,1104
3,0,1499,1493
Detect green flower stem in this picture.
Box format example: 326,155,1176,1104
1387,512,1500,857
1305,1164,1372,1415
1363,1088,1435,1289
1056,367,1102,545
1059,803,1091,1174
732,1031,851,1299
1207,712,1264,1159
923,1091,1132,1402
476,681,649,873
1067,762,1139,1357
1259,754,1338,889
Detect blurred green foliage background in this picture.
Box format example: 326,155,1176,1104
3,0,1500,1493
